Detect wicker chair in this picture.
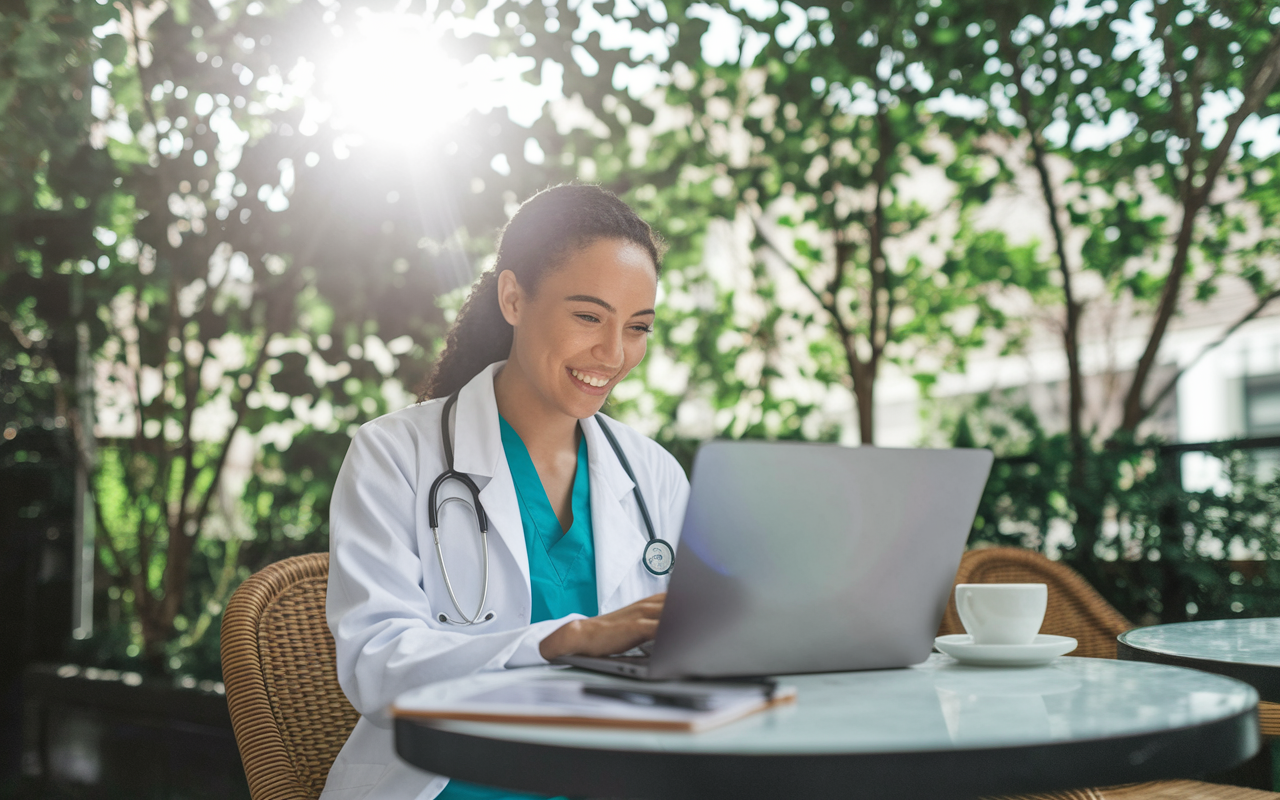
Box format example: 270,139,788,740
949,547,1278,800
222,553,359,800
988,781,1280,799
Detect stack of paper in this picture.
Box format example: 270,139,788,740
393,677,796,732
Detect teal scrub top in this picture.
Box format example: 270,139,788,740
436,418,597,800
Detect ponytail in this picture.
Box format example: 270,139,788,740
419,270,512,399
420,184,664,400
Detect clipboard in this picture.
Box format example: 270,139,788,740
393,677,797,733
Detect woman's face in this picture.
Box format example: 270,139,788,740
499,237,658,420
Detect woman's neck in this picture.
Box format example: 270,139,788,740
492,361,579,460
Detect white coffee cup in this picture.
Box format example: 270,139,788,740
955,583,1047,646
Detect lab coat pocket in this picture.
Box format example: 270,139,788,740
418,487,490,625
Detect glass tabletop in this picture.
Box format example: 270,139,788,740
1119,618,1280,667
393,654,1257,756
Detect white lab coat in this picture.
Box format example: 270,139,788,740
321,361,691,800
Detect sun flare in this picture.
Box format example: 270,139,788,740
323,13,475,144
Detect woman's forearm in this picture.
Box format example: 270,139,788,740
538,619,585,661
538,593,665,660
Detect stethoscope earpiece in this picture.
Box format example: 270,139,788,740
429,389,669,626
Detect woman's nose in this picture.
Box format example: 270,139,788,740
593,324,625,366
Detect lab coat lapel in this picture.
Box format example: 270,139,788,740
584,416,647,611
451,362,530,595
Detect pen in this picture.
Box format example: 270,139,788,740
715,677,779,701
582,685,716,710
684,676,780,702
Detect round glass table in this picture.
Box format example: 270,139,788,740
1118,618,1280,702
393,655,1260,800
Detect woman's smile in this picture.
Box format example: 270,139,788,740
568,368,613,392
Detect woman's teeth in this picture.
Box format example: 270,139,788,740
571,369,609,388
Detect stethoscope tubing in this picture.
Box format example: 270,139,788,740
431,496,492,625
593,409,657,544
429,388,666,625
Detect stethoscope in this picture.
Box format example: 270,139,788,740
428,390,675,625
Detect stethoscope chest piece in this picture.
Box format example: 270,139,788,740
642,538,675,576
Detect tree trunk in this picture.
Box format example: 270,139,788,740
1119,204,1198,432
850,358,875,446
1006,45,1085,456
1119,27,1280,432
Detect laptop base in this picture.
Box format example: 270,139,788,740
555,654,652,679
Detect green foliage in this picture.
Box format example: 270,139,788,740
594,0,1067,446
8,0,1280,679
928,0,1280,435
954,395,1280,624
605,0,1280,626
2,0,583,673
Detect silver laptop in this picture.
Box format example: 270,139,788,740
557,441,993,680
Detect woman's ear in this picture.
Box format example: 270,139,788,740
496,270,524,327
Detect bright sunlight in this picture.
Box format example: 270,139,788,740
319,10,556,146
322,12,473,144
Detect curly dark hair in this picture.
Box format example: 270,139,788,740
419,184,665,400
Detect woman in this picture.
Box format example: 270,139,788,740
322,185,690,800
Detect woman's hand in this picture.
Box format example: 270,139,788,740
539,593,666,661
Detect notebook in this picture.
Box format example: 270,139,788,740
392,675,796,733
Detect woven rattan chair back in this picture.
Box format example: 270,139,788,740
222,552,358,800
986,780,1280,799
938,547,1133,659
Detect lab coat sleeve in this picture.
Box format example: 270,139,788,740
327,420,574,727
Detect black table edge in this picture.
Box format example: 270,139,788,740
395,702,1261,800
1118,635,1280,704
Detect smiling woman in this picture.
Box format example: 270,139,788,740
321,185,691,800
422,185,665,403
493,239,658,422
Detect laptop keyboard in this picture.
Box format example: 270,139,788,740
616,639,657,659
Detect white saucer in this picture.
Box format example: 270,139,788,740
934,634,1078,667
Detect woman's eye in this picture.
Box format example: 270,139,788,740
575,314,600,323
630,325,654,334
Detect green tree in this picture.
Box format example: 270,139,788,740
1,0,597,670
910,0,1280,573
932,0,1280,447
585,1,1050,445
1,0,117,441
